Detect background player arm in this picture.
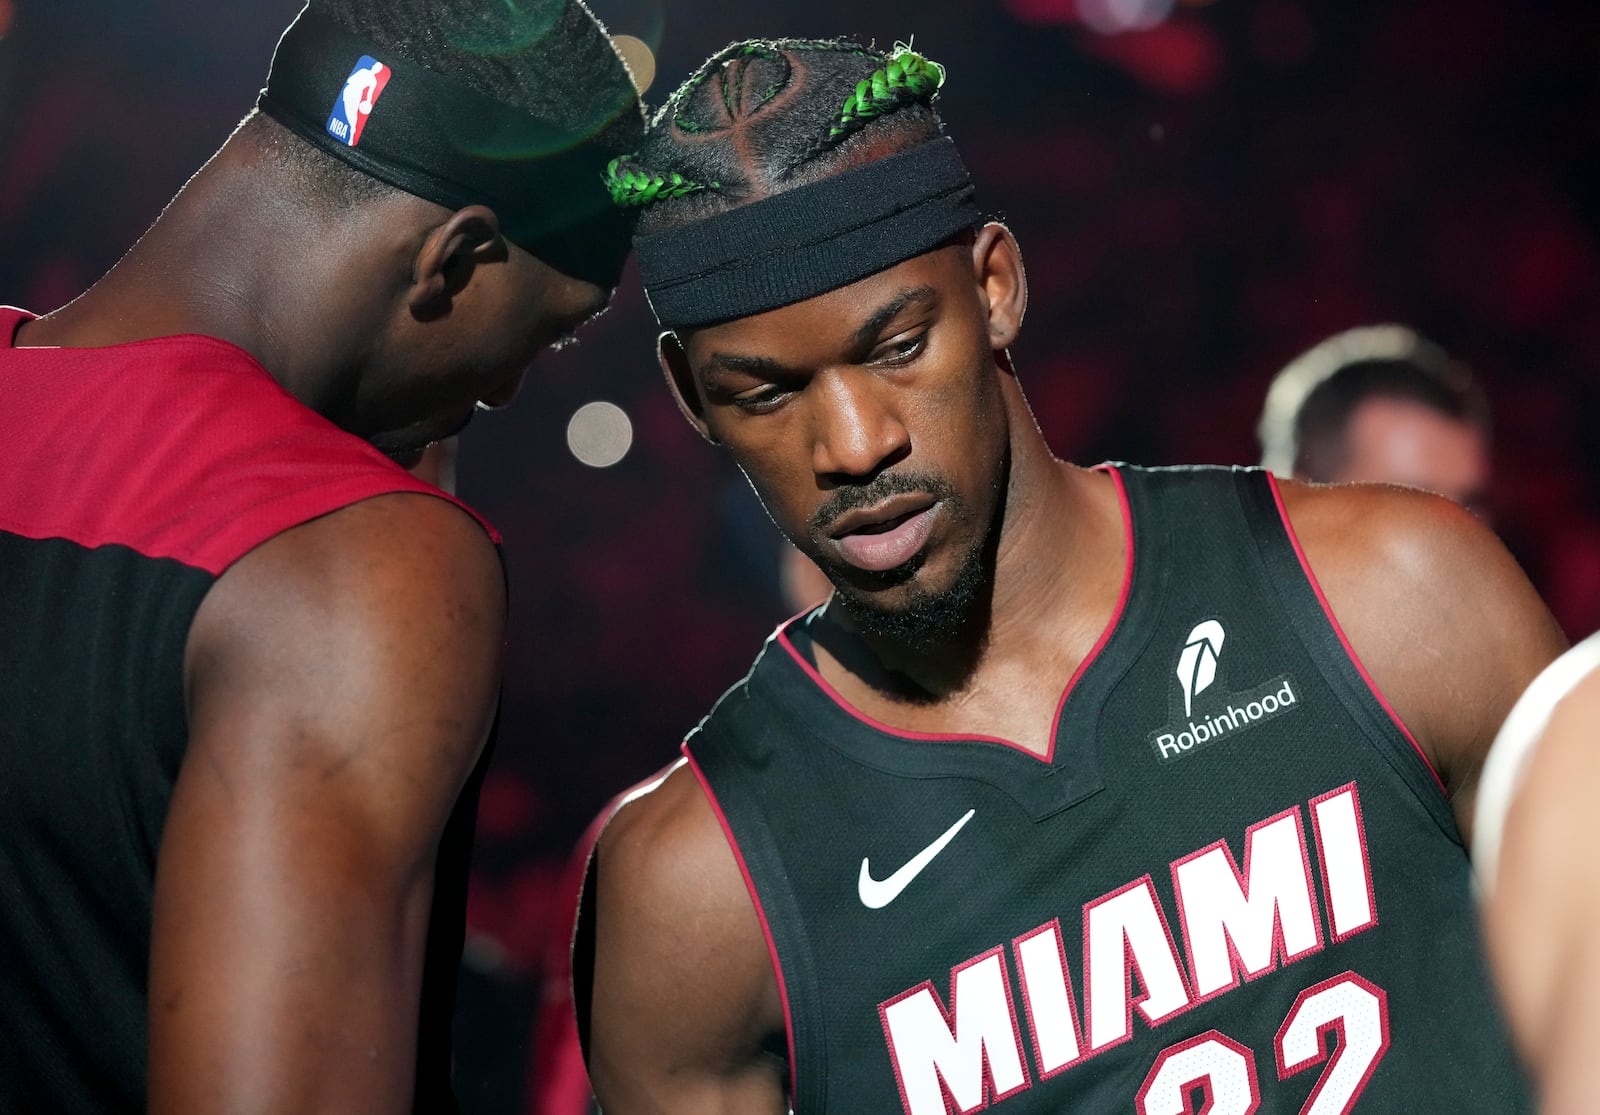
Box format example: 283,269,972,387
148,492,505,1115
584,766,789,1114
1281,481,1566,843
1485,667,1600,1112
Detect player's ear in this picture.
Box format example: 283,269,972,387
971,221,1027,351
658,331,718,445
408,204,506,318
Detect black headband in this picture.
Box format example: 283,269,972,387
635,137,981,331
258,7,636,287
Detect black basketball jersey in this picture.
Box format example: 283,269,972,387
686,464,1528,1114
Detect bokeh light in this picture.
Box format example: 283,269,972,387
1078,0,1175,34
611,33,657,95
566,401,633,468
0,0,14,39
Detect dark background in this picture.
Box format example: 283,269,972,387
3,0,1597,1109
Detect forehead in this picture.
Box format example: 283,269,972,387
681,244,971,366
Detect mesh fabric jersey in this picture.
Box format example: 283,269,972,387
686,464,1527,1114
0,307,493,1113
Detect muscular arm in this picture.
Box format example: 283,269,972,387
1282,481,1566,843
1486,668,1600,1112
148,493,505,1114
585,765,788,1114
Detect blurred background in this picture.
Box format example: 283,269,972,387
3,0,1597,1109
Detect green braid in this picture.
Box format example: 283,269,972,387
605,157,719,208
828,46,945,141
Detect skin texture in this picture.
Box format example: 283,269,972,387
1314,395,1491,515
1486,667,1600,1112
584,225,1566,1112
15,114,610,1113
151,493,504,1113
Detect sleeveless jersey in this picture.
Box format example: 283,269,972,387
0,307,497,1114
685,464,1528,1114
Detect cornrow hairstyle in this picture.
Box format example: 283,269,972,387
606,37,948,235
255,0,644,211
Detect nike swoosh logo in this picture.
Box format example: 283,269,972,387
858,809,976,910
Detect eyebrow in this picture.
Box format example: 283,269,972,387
707,352,795,376
851,285,937,348
705,285,940,377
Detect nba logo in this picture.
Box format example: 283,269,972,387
326,56,391,147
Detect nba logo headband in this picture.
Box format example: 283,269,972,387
257,7,637,287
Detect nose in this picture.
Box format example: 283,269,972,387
809,368,910,482
476,367,528,411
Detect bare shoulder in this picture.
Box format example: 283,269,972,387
588,762,787,1110
150,493,506,1111
1276,480,1564,829
1277,477,1516,589
592,762,778,1025
184,490,506,826
598,762,744,903
191,490,503,670
204,489,502,613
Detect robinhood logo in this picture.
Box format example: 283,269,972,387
1151,620,1300,763
1177,620,1224,716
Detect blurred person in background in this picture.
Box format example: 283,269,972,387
1475,631,1600,1113
1258,324,1492,516
578,36,1562,1114
0,0,642,1111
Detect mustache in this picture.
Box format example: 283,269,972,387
809,471,959,539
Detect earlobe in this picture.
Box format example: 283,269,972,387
408,204,505,318
657,332,718,445
972,222,1028,351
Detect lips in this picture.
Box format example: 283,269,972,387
829,496,939,573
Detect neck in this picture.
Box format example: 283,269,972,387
818,378,1126,701
18,137,417,419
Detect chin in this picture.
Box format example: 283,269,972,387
378,444,428,469
369,410,474,462
830,545,990,651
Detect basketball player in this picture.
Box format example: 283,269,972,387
0,2,641,1112
578,39,1565,1112
1257,324,1491,514
1476,633,1600,1112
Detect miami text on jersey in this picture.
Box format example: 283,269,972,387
878,783,1380,1115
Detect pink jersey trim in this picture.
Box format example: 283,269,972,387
1265,473,1446,794
774,466,1135,763
682,745,800,1103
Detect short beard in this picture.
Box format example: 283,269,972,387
807,471,995,654
830,535,990,652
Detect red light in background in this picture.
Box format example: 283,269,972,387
0,1,15,38
1004,0,1077,25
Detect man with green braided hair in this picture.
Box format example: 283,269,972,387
578,35,1556,1115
